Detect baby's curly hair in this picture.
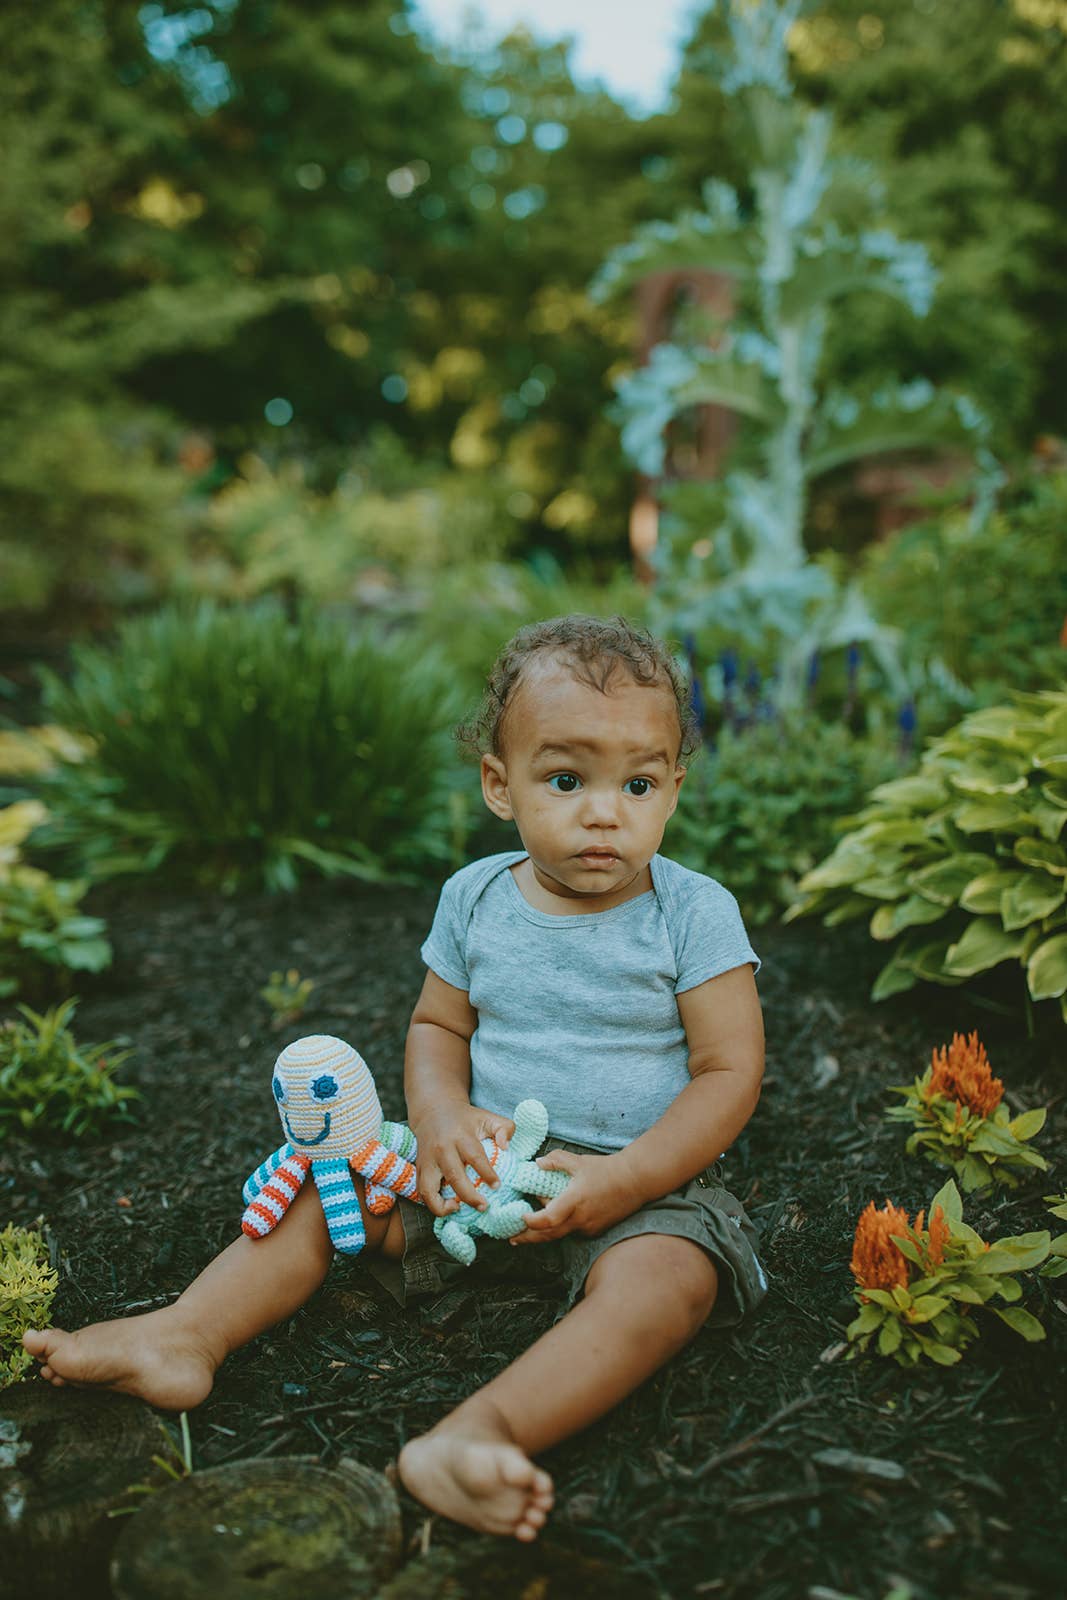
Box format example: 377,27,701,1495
457,614,699,762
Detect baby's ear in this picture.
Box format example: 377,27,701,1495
481,754,513,820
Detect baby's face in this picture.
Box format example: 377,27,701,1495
482,659,684,903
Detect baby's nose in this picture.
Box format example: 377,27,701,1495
579,787,621,826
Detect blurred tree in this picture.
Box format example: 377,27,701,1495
678,0,1067,449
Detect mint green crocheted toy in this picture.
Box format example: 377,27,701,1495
434,1099,570,1266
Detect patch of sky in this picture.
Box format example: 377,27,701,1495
138,3,233,112
495,114,527,144
381,375,408,403
503,186,545,220
532,122,568,152
469,183,497,209
264,398,293,426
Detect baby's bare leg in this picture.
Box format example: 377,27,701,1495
398,1233,717,1540
23,1178,405,1410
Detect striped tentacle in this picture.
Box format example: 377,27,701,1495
241,1150,311,1238
351,1137,420,1208
380,1120,418,1162
242,1141,294,1206
312,1157,367,1254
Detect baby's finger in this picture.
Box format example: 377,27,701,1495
520,1195,570,1231
417,1163,452,1218
536,1149,581,1174
441,1155,489,1211
459,1135,502,1191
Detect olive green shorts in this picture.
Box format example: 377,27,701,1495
360,1140,769,1330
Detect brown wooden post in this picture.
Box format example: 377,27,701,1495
628,269,736,582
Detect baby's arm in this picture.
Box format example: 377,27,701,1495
405,969,515,1217
514,963,763,1243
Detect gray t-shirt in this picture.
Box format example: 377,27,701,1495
420,851,760,1153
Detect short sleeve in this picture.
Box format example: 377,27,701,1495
420,873,470,991
671,880,761,994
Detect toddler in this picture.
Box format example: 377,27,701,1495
24,614,767,1543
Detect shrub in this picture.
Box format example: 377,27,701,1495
669,719,901,925
35,601,463,891
787,690,1067,1018
847,1180,1049,1367
862,472,1067,705
0,1223,58,1388
886,1031,1048,1193
0,801,111,999
0,999,137,1138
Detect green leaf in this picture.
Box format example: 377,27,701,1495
953,797,1030,834
943,917,1025,977
870,895,948,940
1001,876,1066,930
959,870,1029,914
871,946,919,1002
1026,933,1067,1000
921,1341,962,1366
1009,1108,1047,1140
908,854,998,906
991,1307,1045,1342
1015,837,1067,877
878,1318,903,1355
930,1179,962,1222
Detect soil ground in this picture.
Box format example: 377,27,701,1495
2,871,1065,1600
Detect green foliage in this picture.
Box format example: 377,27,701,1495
1041,1191,1067,1281
0,999,137,1139
35,601,462,891
669,719,900,924
847,1179,1049,1368
190,443,518,605
788,690,1067,1018
0,1223,58,1388
0,801,111,1000
413,559,649,712
862,471,1067,705
260,969,315,1027
886,1080,1048,1196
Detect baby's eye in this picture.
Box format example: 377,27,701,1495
311,1074,340,1101
547,773,582,793
624,777,654,797
272,1076,286,1103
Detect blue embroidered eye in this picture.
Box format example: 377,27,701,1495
311,1074,339,1101
272,1076,286,1102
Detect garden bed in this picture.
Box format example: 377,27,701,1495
2,874,1064,1599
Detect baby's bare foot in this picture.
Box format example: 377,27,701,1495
398,1428,554,1541
22,1310,218,1411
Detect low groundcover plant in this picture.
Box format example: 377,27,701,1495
847,1179,1049,1366
0,1221,58,1387
886,1030,1048,1192
0,998,137,1138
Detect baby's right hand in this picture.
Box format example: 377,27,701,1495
412,1103,515,1217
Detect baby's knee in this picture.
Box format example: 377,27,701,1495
589,1235,718,1337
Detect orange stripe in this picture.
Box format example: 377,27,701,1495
245,1201,277,1231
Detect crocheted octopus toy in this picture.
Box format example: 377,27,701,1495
241,1035,572,1263
241,1035,420,1255
434,1098,570,1266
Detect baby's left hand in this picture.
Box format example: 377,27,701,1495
509,1149,641,1245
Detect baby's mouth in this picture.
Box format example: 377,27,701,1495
577,848,619,865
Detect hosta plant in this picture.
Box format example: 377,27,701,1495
886,1031,1048,1193
0,999,137,1139
0,1222,57,1388
847,1180,1049,1367
786,689,1067,1018
1041,1192,1067,1280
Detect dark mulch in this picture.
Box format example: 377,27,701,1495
2,873,1065,1600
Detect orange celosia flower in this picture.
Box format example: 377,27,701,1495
925,1031,1003,1118
851,1200,913,1294
926,1203,949,1268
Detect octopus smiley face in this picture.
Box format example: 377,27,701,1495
269,1034,384,1161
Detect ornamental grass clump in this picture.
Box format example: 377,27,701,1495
0,998,137,1138
0,1222,57,1387
886,1031,1049,1193
0,800,111,999
847,1179,1049,1367
35,601,462,892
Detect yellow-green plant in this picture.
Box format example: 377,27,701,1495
886,1031,1048,1193
260,968,315,1026
847,1179,1048,1367
787,690,1067,1018
0,1222,57,1387
1041,1192,1067,1280
0,801,111,998
0,999,137,1138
